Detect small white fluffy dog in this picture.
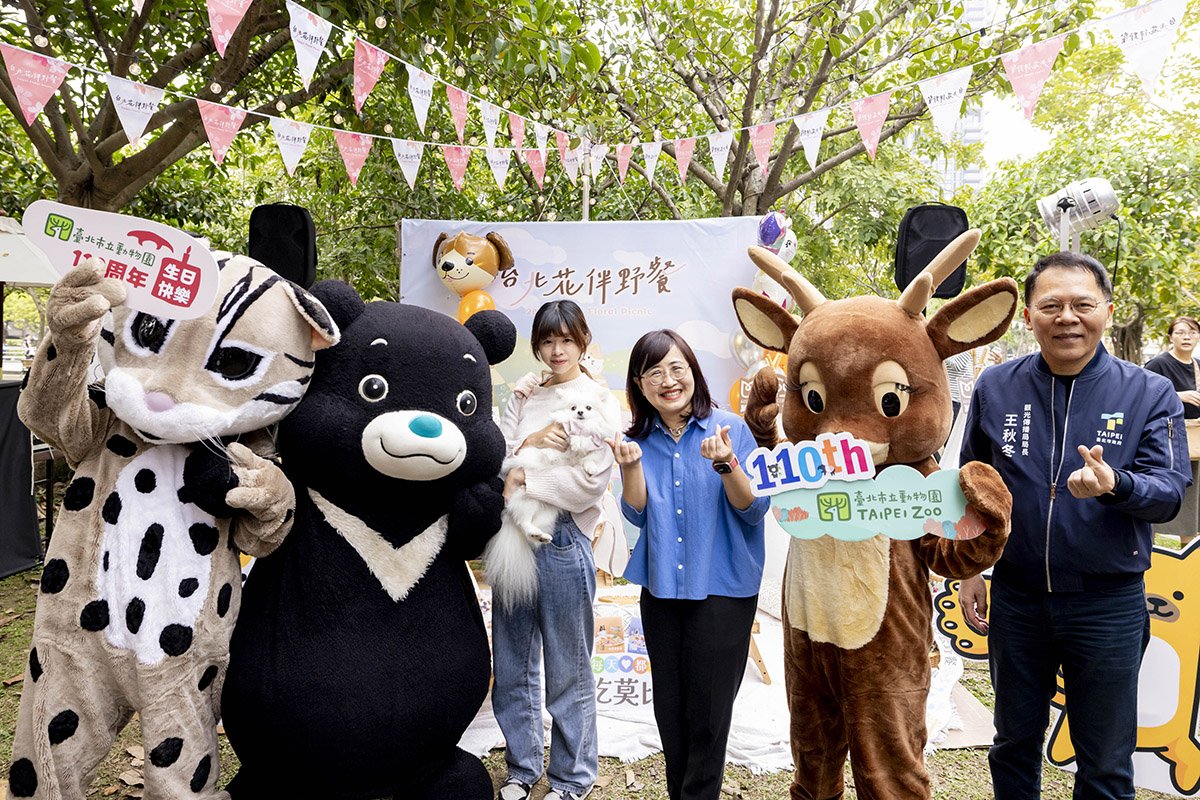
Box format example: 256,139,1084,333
485,386,616,607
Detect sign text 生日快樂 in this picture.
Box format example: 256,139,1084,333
22,200,219,320
746,433,980,541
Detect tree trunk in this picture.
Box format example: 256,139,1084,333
1110,305,1143,364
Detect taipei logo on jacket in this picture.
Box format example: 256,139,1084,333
1098,411,1126,447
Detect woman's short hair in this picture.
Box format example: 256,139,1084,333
624,329,715,440
530,300,591,360
1168,315,1200,337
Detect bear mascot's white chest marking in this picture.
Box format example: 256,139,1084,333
309,488,447,602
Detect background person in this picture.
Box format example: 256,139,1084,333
609,329,769,800
493,300,618,800
958,252,1189,800
1145,315,1200,545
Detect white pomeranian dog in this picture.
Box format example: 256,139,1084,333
485,386,616,607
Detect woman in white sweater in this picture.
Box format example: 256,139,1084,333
494,300,619,800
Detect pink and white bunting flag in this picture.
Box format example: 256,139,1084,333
616,143,633,184
480,101,501,148
285,1,332,91
533,123,549,156
849,91,893,160
707,130,733,178
446,85,469,143
205,0,253,58
406,66,435,132
0,44,70,125
749,122,776,177
270,117,313,175
918,67,972,143
353,39,389,113
442,145,471,192
523,148,547,190
133,0,146,12
508,113,526,151
1104,0,1188,96
334,130,373,187
589,144,609,178
554,130,570,166
674,137,695,185
391,138,424,189
641,141,662,183
793,108,829,171
1001,35,1064,120
486,147,512,188
196,100,246,164
562,142,582,185
106,76,165,147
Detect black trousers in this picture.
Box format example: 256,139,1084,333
640,588,758,800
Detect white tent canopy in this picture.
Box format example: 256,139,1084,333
0,216,58,287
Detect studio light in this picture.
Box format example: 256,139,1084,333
1036,178,1119,253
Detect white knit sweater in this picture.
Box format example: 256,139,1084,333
498,372,619,540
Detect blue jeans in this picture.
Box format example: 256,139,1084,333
492,514,598,795
988,577,1150,800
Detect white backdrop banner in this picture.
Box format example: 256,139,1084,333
400,217,760,414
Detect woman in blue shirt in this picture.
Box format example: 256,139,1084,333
607,329,768,800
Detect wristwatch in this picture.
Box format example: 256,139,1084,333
712,455,739,475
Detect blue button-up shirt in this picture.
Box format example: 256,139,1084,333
621,408,769,600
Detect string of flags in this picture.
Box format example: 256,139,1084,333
2,0,1189,193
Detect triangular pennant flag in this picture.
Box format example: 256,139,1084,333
641,141,662,183
205,0,253,58
391,138,424,189
919,67,972,143
849,91,893,160
792,108,829,171
441,144,471,192
270,117,313,175
590,144,610,178
555,130,570,166
707,130,733,178
0,45,70,125
334,130,373,187
285,0,331,91
1001,35,1065,120
446,85,469,144
562,142,582,185
486,147,512,188
1104,0,1188,96
509,113,526,152
480,101,501,148
106,76,165,146
749,122,776,177
133,0,145,12
196,100,247,165
407,66,435,132
353,39,389,114
674,137,696,185
534,122,549,157
616,143,633,184
523,148,547,190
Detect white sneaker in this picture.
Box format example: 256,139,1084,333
545,788,592,800
498,778,532,800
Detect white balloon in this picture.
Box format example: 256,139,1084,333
752,270,792,311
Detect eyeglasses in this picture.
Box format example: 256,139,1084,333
1033,299,1103,318
641,363,690,386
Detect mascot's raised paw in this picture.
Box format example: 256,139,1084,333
225,442,296,557
745,365,780,448
958,460,1013,536
46,260,127,344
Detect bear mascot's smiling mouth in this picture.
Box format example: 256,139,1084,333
360,410,468,480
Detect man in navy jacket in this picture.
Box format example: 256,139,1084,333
958,251,1190,800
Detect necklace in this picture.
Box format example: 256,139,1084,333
665,420,688,437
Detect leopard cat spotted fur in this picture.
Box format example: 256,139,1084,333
9,256,338,800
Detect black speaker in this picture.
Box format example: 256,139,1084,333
248,203,317,288
894,203,968,299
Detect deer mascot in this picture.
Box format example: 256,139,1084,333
733,230,1017,799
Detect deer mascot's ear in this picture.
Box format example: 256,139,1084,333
927,278,1020,359
733,289,797,353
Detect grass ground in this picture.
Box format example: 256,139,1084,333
0,540,1184,798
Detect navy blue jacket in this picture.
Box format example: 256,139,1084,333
961,345,1190,592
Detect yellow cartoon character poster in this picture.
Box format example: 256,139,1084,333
934,541,1200,796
